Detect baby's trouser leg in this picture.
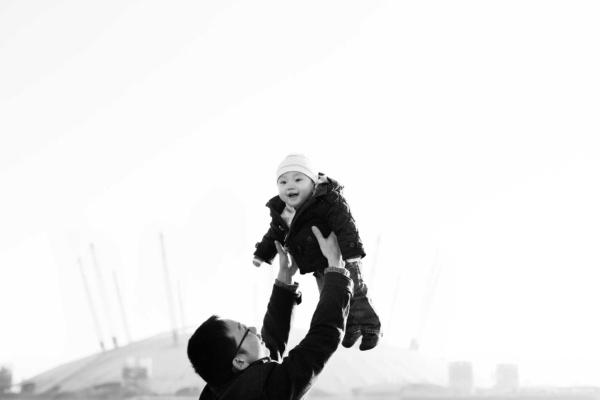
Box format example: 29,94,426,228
343,260,382,351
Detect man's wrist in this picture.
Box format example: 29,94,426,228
326,257,343,269
275,279,299,292
276,270,293,285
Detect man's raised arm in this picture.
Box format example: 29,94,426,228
260,240,301,361
265,227,353,400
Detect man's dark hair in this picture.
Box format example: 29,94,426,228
187,314,239,386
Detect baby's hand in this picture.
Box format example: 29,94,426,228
252,258,263,268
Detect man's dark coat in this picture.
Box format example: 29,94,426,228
199,272,353,400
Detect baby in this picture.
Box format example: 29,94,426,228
253,153,382,350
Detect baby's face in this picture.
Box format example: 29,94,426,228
277,171,315,209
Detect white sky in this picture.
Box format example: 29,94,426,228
1,0,599,389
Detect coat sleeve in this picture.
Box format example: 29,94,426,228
260,284,302,362
322,191,366,261
253,221,284,265
263,272,353,400
198,384,214,400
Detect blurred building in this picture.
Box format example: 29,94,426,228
0,367,12,394
448,361,473,394
495,363,519,391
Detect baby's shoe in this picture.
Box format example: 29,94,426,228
342,329,361,348
359,331,382,351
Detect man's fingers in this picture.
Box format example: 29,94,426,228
311,226,338,242
311,226,324,242
275,240,284,254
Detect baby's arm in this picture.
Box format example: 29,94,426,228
253,222,284,267
322,191,365,261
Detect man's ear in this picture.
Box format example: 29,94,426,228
232,355,249,372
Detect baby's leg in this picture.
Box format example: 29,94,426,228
343,259,382,351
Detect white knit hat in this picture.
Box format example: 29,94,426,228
276,153,318,183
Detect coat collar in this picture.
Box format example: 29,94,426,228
201,357,272,400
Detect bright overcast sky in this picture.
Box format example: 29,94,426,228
1,0,599,388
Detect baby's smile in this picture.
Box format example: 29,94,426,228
277,171,315,209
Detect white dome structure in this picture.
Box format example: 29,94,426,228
22,329,447,398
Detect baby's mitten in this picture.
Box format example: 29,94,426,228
252,257,263,267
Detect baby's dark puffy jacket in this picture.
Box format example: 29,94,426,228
254,175,366,274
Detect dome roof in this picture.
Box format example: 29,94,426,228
23,329,447,397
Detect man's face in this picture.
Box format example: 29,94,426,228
223,319,270,368
277,171,315,210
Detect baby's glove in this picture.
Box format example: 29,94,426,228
252,257,263,267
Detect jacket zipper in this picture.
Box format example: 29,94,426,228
287,197,316,234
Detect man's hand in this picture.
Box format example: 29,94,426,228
275,240,298,284
311,226,343,268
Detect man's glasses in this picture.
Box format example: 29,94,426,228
234,327,251,359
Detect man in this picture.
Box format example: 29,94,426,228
187,226,353,399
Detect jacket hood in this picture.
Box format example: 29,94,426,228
314,173,343,197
